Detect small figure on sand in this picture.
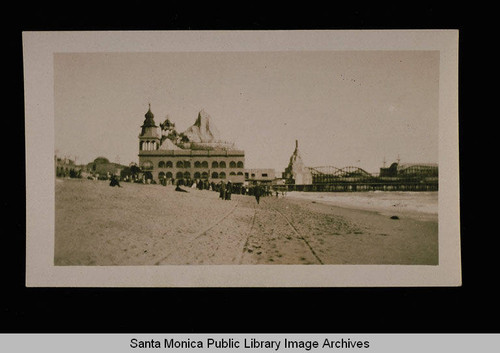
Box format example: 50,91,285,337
109,175,121,187
225,181,232,200
219,181,226,200
254,185,262,204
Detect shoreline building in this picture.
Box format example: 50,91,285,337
86,157,126,180
138,105,245,185
55,156,84,178
245,168,276,186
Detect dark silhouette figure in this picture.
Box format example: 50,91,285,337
109,175,121,187
254,185,262,204
225,181,232,200
219,181,226,200
175,180,188,192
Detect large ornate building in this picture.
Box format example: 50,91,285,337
138,105,245,184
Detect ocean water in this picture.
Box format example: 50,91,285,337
286,191,438,220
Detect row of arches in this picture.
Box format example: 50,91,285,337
158,171,244,179
157,160,244,169
140,140,158,151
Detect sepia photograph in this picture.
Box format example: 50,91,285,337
24,30,460,287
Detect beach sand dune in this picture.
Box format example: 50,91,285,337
55,179,438,266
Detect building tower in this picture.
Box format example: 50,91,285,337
283,140,312,185
139,104,161,152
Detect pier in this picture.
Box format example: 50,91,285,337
285,181,438,192
284,165,438,192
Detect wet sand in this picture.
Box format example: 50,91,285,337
54,179,438,266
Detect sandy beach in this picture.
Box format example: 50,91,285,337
54,179,438,266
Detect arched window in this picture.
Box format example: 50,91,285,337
237,171,243,175
237,161,244,168
158,172,165,179
166,161,173,168
176,161,184,168
176,172,183,179
212,161,219,168
194,161,201,168
158,161,165,168
166,172,173,179
184,161,191,168
194,172,201,179
201,161,208,168
211,172,219,179
229,161,236,168
183,172,191,179
202,172,208,179
229,172,236,176
142,161,153,170
220,172,226,179
219,161,226,168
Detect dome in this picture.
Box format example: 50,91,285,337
93,157,110,164
140,104,160,138
141,104,157,128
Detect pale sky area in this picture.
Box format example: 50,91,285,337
54,50,439,174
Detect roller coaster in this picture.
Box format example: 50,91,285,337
309,166,375,183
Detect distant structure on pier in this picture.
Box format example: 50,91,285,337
283,140,313,185
138,105,245,185
379,162,438,178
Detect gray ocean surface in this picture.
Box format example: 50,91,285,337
286,191,438,221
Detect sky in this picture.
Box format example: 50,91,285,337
54,50,439,174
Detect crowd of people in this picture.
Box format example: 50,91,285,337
171,178,279,204
213,180,280,204
108,173,285,204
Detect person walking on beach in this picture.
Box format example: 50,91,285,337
254,185,262,204
225,181,232,200
219,181,226,200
